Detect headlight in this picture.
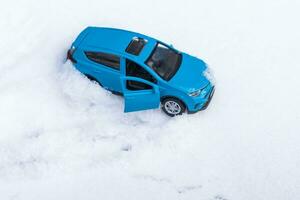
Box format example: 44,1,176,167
200,89,208,97
188,89,202,97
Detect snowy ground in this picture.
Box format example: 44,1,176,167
1,0,300,199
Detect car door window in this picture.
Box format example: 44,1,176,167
126,80,152,91
85,51,120,70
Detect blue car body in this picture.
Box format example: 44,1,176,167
68,27,214,114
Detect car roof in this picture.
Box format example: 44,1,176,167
77,27,158,62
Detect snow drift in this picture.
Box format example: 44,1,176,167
0,0,300,200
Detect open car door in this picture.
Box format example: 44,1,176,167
121,76,160,112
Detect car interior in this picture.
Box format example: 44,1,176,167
126,59,156,91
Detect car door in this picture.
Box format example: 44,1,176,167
121,76,160,112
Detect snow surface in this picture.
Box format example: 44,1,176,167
1,0,300,199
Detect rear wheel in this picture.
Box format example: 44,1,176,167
85,74,122,96
161,98,186,117
111,91,123,96
85,74,102,86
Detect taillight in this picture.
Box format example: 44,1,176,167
67,46,77,63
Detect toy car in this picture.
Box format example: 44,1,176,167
67,27,215,116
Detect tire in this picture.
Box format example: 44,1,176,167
85,74,122,96
161,98,186,117
111,91,123,96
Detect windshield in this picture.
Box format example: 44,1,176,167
146,43,182,81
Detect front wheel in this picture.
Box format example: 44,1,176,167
161,98,186,117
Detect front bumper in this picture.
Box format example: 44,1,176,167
188,86,215,113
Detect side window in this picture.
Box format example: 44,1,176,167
126,59,157,91
125,37,147,56
85,51,120,70
126,80,152,91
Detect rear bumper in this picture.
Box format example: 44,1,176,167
67,49,77,63
188,86,215,114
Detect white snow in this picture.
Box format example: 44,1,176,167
1,0,300,199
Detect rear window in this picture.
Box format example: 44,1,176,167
125,37,147,56
85,51,120,70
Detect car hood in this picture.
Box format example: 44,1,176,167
168,53,209,92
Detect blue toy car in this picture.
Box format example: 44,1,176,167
67,27,215,116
